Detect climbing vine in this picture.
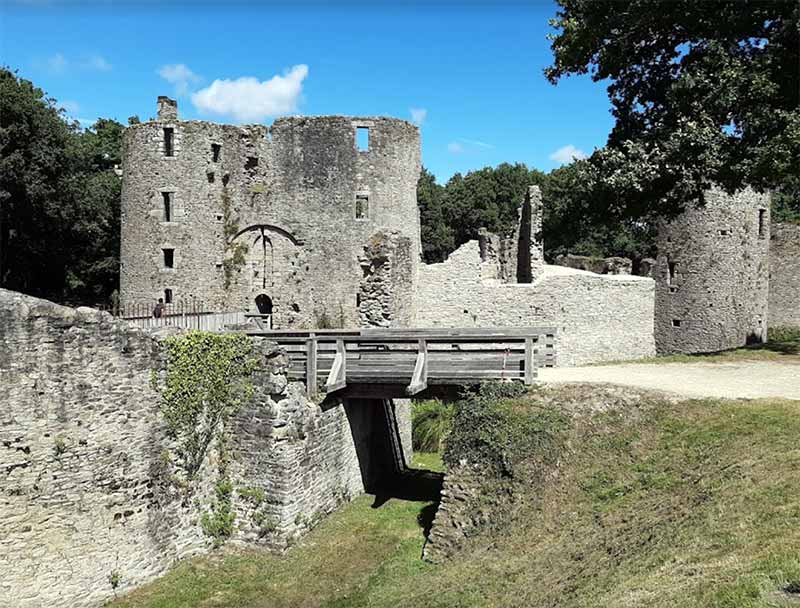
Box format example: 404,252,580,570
159,331,256,479
221,187,248,289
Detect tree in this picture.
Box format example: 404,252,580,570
546,0,800,216
0,68,124,305
416,167,453,263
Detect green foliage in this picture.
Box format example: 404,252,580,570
160,331,256,479
546,0,800,215
53,435,67,457
0,68,123,305
108,570,121,594
411,399,455,452
200,477,236,546
443,382,569,476
239,486,278,537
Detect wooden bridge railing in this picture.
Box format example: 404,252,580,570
245,327,557,398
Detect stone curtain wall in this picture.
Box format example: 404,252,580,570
654,187,771,355
121,99,421,329
413,241,656,366
769,222,800,329
1,289,411,607
0,289,208,608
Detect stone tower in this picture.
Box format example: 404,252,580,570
654,186,771,355
120,98,421,328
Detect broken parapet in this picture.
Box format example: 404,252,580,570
358,230,416,327
554,254,633,275
157,95,178,120
476,185,545,284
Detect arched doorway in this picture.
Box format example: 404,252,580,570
255,294,273,328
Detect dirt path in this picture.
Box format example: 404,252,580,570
539,361,800,400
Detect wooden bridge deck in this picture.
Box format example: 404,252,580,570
245,327,557,398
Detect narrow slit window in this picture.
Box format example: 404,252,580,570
758,209,766,237
163,128,174,157
164,288,173,304
355,194,369,219
356,127,369,151
162,192,173,222
667,261,677,285
163,248,174,268
212,143,221,163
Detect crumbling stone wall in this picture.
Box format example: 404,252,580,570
0,289,409,607
121,98,421,329
769,222,800,329
413,241,655,366
554,254,632,275
654,187,771,355
358,231,416,327
477,186,544,284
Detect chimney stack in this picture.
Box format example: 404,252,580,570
157,96,178,121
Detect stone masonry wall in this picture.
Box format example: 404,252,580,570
769,222,800,329
654,187,771,355
358,231,416,327
121,99,421,330
1,289,409,607
413,241,655,366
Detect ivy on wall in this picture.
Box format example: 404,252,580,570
221,188,249,290
160,331,256,479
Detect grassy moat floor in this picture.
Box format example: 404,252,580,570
111,391,800,608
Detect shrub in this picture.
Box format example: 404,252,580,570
412,399,455,452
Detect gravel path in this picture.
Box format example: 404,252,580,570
539,361,800,401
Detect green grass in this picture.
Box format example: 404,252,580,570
111,387,800,608
596,326,800,365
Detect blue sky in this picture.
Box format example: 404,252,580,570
1,0,614,183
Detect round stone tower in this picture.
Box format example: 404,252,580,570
654,186,771,355
120,97,421,328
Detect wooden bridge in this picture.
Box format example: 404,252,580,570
245,326,557,398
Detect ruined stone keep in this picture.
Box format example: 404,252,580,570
653,187,771,355
121,97,421,328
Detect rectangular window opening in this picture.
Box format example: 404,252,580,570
211,143,221,163
164,288,173,304
672,319,682,328
245,156,259,172
355,194,369,219
667,261,677,286
162,192,173,222
163,248,174,269
356,126,369,151
163,128,174,157
758,209,766,237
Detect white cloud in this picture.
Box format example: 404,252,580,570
158,63,202,96
84,55,112,71
47,53,67,73
447,138,494,154
44,53,111,73
410,107,427,126
549,144,587,165
191,64,309,123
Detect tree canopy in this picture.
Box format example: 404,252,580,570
0,68,123,305
546,0,800,217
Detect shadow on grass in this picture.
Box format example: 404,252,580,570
371,467,444,537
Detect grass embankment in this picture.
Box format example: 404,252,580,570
112,386,800,608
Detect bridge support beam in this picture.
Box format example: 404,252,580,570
325,338,347,393
406,339,428,395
